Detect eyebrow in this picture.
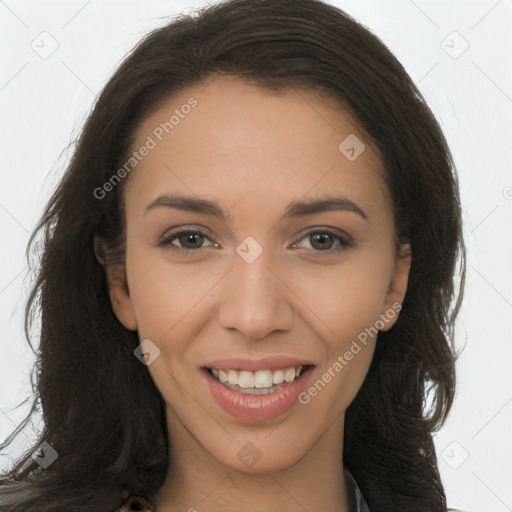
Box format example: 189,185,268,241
144,192,369,222
284,195,368,222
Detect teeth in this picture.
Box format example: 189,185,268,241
228,369,239,386
272,369,284,384
254,370,272,388
209,365,306,389
238,370,254,388
284,367,296,382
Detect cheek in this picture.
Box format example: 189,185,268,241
290,254,393,340
125,249,224,340
294,265,386,413
127,251,393,345
288,253,392,408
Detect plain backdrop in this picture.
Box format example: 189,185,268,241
1,1,511,510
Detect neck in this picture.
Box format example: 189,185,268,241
153,409,350,512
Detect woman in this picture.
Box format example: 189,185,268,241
0,0,465,510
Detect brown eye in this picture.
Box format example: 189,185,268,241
293,229,353,253
177,233,206,249
158,229,216,252
309,233,336,250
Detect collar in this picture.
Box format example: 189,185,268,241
344,467,371,512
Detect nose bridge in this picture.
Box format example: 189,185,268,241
218,239,294,339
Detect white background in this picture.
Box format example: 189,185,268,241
1,1,511,510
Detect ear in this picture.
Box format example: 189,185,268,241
94,236,138,331
380,243,411,331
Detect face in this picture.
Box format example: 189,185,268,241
99,75,411,475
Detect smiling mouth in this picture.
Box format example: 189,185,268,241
206,365,311,395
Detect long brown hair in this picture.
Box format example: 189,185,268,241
0,1,465,510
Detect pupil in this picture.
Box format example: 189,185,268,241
311,233,332,250
180,233,202,248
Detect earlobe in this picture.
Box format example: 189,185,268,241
93,235,106,266
380,243,412,331
104,264,138,331
94,236,138,331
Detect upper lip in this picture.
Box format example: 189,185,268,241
204,356,315,372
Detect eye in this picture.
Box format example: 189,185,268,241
158,228,217,252
292,229,353,252
158,227,353,254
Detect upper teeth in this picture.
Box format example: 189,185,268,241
210,366,304,389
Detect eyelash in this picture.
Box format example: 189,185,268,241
157,227,354,255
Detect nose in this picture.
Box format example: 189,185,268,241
218,247,295,340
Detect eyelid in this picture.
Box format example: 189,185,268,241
157,227,216,251
290,227,354,251
158,225,354,253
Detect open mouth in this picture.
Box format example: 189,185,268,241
206,365,312,395
201,361,315,421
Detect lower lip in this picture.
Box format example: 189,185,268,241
202,367,314,422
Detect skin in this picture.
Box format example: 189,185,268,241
97,75,411,511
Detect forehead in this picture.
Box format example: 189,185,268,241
125,75,389,218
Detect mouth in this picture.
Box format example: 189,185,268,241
206,365,311,395
200,359,315,421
